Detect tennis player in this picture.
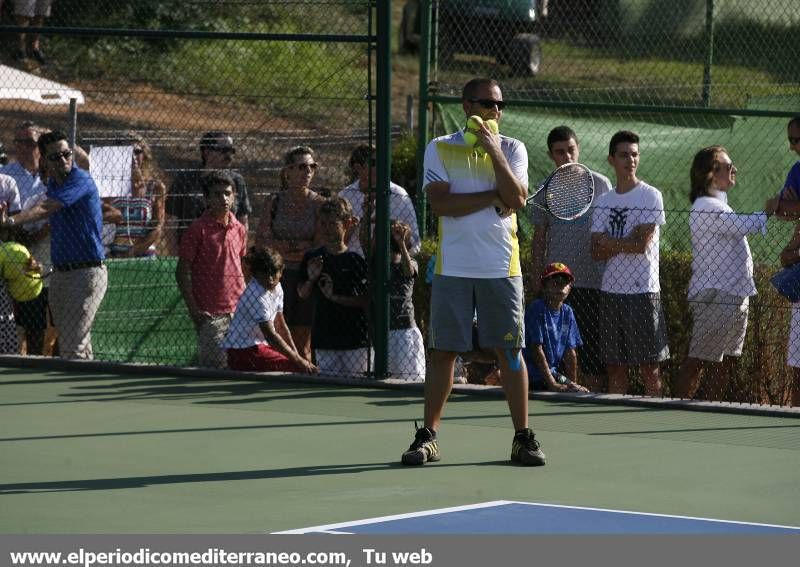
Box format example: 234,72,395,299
400,77,546,467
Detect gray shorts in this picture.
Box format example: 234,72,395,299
14,0,53,18
599,292,669,365
429,275,524,352
688,289,748,362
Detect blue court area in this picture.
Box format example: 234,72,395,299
281,501,800,534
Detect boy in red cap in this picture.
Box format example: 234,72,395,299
523,262,590,393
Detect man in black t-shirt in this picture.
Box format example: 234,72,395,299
167,131,252,242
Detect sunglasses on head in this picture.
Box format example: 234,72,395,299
790,136,800,145
46,150,73,162
467,98,506,111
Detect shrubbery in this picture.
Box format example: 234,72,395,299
412,242,793,404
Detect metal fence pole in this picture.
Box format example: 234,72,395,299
373,0,392,378
701,0,715,108
416,0,432,240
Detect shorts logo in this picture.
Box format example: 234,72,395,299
503,332,515,341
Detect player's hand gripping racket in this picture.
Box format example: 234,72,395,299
527,162,595,220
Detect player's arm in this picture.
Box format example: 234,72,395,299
425,181,500,218
477,125,527,210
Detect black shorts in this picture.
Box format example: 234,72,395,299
14,287,49,331
281,267,314,327
565,287,604,375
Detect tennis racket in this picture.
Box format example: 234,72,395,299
526,162,595,221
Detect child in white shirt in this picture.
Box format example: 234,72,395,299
224,247,318,373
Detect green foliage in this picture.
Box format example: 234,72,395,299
391,131,419,199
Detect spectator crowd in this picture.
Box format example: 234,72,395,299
0,86,798,410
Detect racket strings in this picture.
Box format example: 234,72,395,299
545,167,594,219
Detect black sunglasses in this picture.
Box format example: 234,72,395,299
133,148,144,155
47,150,73,162
789,136,800,145
292,162,318,171
467,98,506,111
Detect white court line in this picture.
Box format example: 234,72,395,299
273,500,800,534
273,501,514,534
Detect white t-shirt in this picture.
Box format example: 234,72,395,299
339,179,421,258
591,181,665,294
423,130,528,278
688,190,767,298
222,280,283,349
0,173,21,214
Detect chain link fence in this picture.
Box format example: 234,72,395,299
0,1,798,406
0,1,424,380
405,0,799,405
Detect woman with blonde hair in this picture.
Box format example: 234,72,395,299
255,146,325,362
107,133,167,258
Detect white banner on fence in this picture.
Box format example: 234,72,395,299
89,146,133,198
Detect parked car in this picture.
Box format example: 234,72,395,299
399,0,546,77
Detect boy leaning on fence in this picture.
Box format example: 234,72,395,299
297,196,370,377
176,170,247,369
590,130,669,397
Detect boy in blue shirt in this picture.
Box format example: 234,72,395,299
523,262,590,393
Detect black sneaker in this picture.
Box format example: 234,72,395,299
30,49,46,65
511,428,546,466
401,422,440,465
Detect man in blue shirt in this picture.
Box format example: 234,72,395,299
0,130,107,360
523,262,590,393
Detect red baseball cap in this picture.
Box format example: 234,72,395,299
541,262,574,284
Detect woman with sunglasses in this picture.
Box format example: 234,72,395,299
675,146,768,401
255,146,325,362
105,134,166,258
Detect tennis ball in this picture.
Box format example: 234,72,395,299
0,242,43,302
463,131,478,146
486,119,499,135
466,115,484,131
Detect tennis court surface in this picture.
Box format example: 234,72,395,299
1,366,798,533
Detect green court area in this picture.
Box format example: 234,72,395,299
0,366,798,533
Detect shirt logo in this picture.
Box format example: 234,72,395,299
609,207,629,239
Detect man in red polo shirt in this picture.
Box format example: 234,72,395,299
176,171,247,368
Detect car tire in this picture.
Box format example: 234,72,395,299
399,1,420,54
507,33,542,76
